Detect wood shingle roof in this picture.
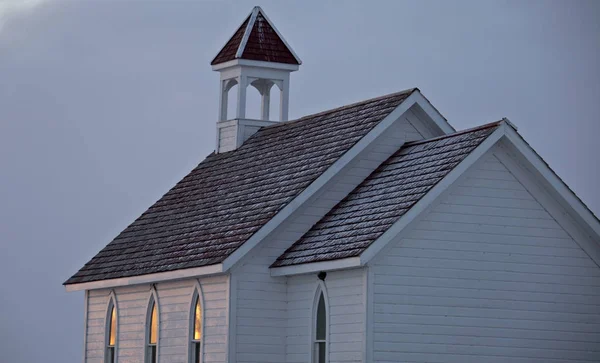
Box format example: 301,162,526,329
272,122,502,267
64,89,415,285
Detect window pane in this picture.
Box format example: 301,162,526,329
316,293,326,340
318,342,326,363
106,346,115,363
149,302,158,344
109,305,116,346
194,298,202,340
313,342,326,363
151,345,157,363
194,342,201,363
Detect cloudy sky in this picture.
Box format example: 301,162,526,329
0,0,598,361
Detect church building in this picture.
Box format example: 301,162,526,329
65,6,600,363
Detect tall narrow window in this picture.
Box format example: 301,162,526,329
189,288,203,363
105,298,117,363
145,294,159,363
313,288,328,363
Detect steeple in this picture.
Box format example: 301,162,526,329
212,6,301,153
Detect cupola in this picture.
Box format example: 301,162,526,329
211,6,301,153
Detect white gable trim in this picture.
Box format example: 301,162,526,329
225,89,451,272
270,257,361,277
65,263,224,292
235,7,260,59
411,91,455,134
358,123,507,265
494,131,600,266
268,123,506,277
359,120,600,267
501,125,600,242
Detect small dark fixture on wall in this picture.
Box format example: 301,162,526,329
318,271,327,281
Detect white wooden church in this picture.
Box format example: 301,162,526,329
65,6,600,363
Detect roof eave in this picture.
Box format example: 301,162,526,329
211,58,300,72
64,263,224,292
270,257,362,277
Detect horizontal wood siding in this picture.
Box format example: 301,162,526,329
85,276,229,363
232,109,426,362
371,151,600,363
87,289,111,363
218,124,238,153
287,269,366,363
235,250,287,363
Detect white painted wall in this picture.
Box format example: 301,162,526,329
217,121,238,153
370,151,600,363
230,107,428,363
84,275,229,363
286,269,367,363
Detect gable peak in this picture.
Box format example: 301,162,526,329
211,6,301,66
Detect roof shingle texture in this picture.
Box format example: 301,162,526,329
211,16,250,65
211,11,299,65
65,89,415,285
272,122,501,267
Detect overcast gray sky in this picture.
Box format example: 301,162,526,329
0,1,598,361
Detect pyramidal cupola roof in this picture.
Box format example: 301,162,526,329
211,6,301,66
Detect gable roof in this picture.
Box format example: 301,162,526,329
211,6,301,66
272,122,502,267
64,89,416,285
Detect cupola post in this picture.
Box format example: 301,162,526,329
211,6,301,153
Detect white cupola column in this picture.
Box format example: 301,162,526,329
236,75,247,119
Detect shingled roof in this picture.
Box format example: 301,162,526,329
211,7,300,66
64,89,415,285
272,121,501,267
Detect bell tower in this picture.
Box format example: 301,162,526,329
211,6,301,153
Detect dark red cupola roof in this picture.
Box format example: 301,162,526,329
211,6,301,66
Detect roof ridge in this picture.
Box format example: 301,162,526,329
265,88,418,128
404,120,503,147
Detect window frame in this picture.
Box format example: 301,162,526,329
145,287,160,363
104,291,119,363
311,281,329,363
188,281,204,363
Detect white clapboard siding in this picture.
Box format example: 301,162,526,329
85,275,229,363
287,269,366,363
371,152,600,363
232,109,426,363
218,123,238,153
86,289,111,363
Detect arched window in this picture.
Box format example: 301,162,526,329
145,289,159,363
105,293,118,363
189,284,204,363
313,284,328,363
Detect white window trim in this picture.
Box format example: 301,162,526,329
104,290,119,363
311,280,329,363
189,280,205,363
145,286,160,363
